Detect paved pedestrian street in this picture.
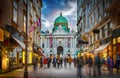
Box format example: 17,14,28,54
0,64,120,78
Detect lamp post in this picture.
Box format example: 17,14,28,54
24,0,28,78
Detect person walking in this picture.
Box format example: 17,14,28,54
107,56,114,74
107,56,110,71
53,56,57,67
101,57,106,71
43,57,47,68
73,57,77,67
64,57,67,68
47,57,51,68
57,57,60,69
116,53,120,73
88,56,93,76
76,54,84,78
68,56,72,69
60,57,63,68
94,54,101,76
32,55,38,75
40,57,43,68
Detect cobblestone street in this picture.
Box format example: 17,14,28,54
0,64,120,78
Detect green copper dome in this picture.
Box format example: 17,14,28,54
52,12,70,33
54,12,68,26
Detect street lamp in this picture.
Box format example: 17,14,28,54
24,0,28,78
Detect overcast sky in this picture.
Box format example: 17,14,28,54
41,0,77,32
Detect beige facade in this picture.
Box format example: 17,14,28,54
0,0,42,72
77,0,119,60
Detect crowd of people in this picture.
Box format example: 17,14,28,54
32,55,73,70
32,53,120,78
76,53,120,78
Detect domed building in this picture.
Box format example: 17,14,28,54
52,12,70,33
40,13,77,58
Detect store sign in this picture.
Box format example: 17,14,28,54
0,28,4,41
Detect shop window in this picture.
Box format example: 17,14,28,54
113,38,116,44
13,0,17,23
117,37,120,43
102,26,105,38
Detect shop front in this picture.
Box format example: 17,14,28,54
112,26,120,64
5,25,25,71
0,28,11,73
94,42,112,60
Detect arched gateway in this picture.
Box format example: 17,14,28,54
57,46,63,55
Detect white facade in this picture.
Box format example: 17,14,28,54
41,31,76,58
40,13,77,57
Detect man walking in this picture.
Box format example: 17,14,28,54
77,54,84,78
88,56,93,76
94,54,101,76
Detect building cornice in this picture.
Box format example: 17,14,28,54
89,15,109,34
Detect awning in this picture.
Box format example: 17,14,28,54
94,43,110,53
12,36,25,49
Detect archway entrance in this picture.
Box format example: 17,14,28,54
57,46,63,55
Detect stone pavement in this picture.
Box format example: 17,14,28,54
0,63,120,78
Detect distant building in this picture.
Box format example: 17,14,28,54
41,13,77,58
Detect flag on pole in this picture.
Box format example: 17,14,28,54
36,18,41,27
28,17,41,33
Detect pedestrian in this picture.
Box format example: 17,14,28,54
47,57,51,68
32,55,38,75
64,57,67,68
76,54,84,78
53,56,56,67
101,57,106,71
40,57,43,68
43,57,47,68
88,56,93,76
68,56,72,69
60,57,63,68
57,57,60,69
107,56,110,71
107,56,114,74
94,53,101,76
116,53,120,73
73,56,77,67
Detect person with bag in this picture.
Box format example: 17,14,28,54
68,56,72,69
76,54,84,78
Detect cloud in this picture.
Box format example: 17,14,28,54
41,0,77,32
